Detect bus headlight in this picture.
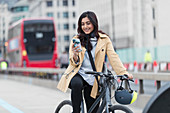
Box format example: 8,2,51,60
22,50,27,56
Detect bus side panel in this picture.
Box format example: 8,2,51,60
52,19,59,68
27,60,55,68
7,22,22,67
21,20,29,67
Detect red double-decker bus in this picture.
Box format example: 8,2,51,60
7,18,58,68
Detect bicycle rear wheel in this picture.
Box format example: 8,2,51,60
55,100,72,113
108,105,133,113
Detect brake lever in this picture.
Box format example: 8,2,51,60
123,74,134,82
118,75,134,82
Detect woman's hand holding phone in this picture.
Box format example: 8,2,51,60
72,39,82,62
72,39,82,52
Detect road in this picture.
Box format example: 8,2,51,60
130,79,168,95
0,79,70,113
0,78,143,113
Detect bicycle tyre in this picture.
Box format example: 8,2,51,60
108,105,133,113
55,100,72,113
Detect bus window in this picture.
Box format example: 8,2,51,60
9,38,19,51
24,20,55,61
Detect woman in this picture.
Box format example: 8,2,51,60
57,11,133,113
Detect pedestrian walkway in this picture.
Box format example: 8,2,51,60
0,79,143,113
0,79,70,113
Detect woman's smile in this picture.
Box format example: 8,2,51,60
81,17,94,34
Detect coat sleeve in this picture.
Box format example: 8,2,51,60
69,36,80,67
106,38,129,75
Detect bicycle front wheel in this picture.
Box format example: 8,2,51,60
55,100,72,113
108,105,133,113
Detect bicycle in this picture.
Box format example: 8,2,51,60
55,69,136,113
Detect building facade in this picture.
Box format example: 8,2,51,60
0,3,10,58
0,4,9,42
78,0,170,62
10,0,29,24
1,0,170,62
77,0,170,48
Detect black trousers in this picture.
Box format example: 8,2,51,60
61,64,68,68
69,73,99,113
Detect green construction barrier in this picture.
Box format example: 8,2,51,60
116,45,170,63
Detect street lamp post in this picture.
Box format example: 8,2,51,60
111,0,116,50
2,38,6,60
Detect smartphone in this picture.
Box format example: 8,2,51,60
72,39,82,52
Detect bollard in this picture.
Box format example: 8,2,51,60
134,61,138,73
134,61,138,85
153,60,158,73
135,79,138,85
153,61,158,86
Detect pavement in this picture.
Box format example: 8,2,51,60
0,77,143,113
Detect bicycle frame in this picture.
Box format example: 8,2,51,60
56,71,134,113
84,76,113,113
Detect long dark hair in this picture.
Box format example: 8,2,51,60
77,11,106,51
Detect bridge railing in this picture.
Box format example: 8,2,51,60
1,67,170,94
131,72,170,94
6,67,66,74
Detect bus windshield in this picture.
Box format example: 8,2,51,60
24,20,55,61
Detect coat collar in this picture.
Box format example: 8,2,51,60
98,33,108,39
95,33,108,55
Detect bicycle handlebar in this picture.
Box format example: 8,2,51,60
85,71,103,76
85,71,134,82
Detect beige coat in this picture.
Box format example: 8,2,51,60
57,33,128,98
